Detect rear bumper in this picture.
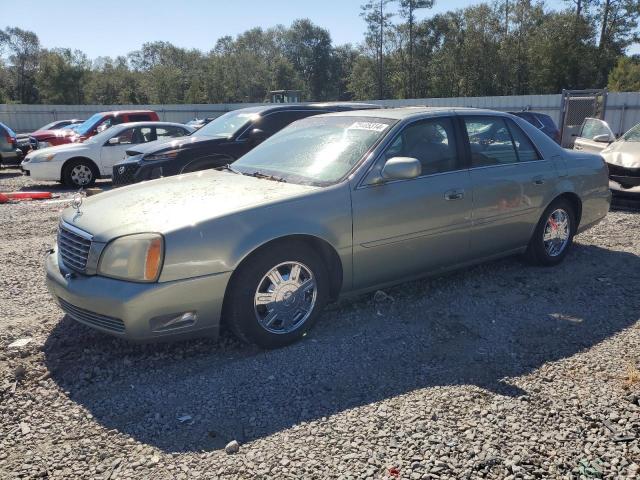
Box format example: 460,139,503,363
45,248,232,341
1,149,22,166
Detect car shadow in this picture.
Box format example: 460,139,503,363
42,243,640,453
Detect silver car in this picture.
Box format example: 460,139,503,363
46,108,610,348
574,117,640,195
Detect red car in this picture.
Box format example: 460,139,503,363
30,110,159,148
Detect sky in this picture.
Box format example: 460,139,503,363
2,0,638,58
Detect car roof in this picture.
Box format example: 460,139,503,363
98,110,157,116
111,121,192,130
319,106,516,121
226,102,382,116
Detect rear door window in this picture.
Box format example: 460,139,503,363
464,117,519,167
128,114,152,122
507,120,541,162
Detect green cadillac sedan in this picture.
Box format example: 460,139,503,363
46,108,610,348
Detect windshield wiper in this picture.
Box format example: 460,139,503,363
221,164,242,175
248,171,287,183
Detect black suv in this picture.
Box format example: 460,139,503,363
508,111,561,144
0,122,23,167
112,103,380,185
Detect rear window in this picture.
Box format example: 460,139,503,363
535,114,557,130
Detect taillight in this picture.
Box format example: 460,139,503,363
5,135,14,145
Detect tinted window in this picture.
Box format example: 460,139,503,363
383,117,460,175
536,114,557,130
464,117,518,167
256,111,319,137
115,128,135,144
157,126,188,139
507,120,541,162
128,114,151,122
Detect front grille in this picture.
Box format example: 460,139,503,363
112,163,139,185
58,298,125,333
58,224,92,273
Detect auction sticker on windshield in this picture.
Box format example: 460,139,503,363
347,122,389,132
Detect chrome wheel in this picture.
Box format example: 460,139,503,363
254,261,317,334
70,164,93,186
543,208,570,257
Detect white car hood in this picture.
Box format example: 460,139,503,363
26,142,91,160
601,141,640,169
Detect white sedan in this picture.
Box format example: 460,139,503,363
21,122,194,188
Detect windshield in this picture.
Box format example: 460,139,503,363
233,116,395,185
622,123,640,142
73,113,105,135
84,125,123,144
196,109,261,138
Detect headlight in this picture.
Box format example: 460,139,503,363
144,150,179,162
32,152,56,162
98,233,164,282
38,141,52,149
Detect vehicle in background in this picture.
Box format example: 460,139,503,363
508,111,561,144
22,122,193,188
30,110,159,149
185,117,215,130
573,118,640,196
46,108,610,348
111,103,381,185
16,119,86,156
0,122,23,167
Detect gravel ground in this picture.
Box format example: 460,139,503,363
0,167,639,479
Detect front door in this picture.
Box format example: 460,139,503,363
351,116,473,290
462,116,556,258
100,126,152,175
573,118,615,154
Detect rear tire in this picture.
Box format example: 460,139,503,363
524,198,576,266
223,241,329,348
62,159,98,188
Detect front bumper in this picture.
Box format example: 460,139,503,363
607,163,640,189
45,248,232,341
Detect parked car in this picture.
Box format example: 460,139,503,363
22,122,193,187
30,110,159,149
185,117,215,130
508,111,561,144
46,108,610,348
573,117,640,195
111,103,381,185
16,119,86,156
0,122,23,167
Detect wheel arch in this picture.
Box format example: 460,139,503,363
227,234,344,302
60,156,100,182
548,191,583,229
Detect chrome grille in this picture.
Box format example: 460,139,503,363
58,224,92,273
58,298,125,333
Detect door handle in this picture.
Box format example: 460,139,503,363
444,189,464,200
532,176,545,185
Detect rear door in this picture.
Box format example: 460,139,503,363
573,118,615,153
463,115,556,258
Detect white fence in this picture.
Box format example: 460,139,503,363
2,92,639,135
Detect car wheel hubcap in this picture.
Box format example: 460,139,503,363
254,261,317,334
543,208,570,257
70,165,92,186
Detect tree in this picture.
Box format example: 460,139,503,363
361,0,394,99
397,0,434,98
1,27,41,103
607,56,640,91
37,49,90,104
595,0,640,83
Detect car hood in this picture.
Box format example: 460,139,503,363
25,142,90,159
125,135,227,156
601,141,640,169
61,169,319,242
31,129,74,141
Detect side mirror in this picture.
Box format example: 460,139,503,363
381,157,421,181
249,128,266,143
107,137,120,145
593,133,613,143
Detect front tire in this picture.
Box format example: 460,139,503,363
62,159,98,188
524,198,576,266
223,241,329,348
